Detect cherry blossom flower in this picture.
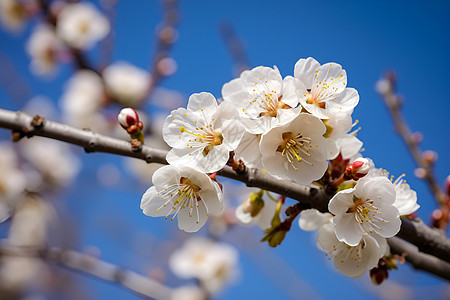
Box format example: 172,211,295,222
317,222,386,278
0,143,26,223
140,165,223,232
56,2,109,50
221,66,300,134
26,24,62,76
294,57,359,119
324,111,363,159
19,138,80,188
260,113,331,185
0,0,26,31
235,191,278,230
328,176,401,246
392,174,419,216
169,237,238,294
103,62,150,105
163,92,244,173
60,70,108,132
298,208,332,231
368,168,419,216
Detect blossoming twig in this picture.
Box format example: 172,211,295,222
0,243,173,300
0,108,449,278
377,72,447,229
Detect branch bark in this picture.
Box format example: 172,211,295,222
388,237,450,281
0,242,172,299
0,108,449,280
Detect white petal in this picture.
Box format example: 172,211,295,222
140,187,173,217
177,198,208,232
235,205,252,224
355,176,396,205
328,188,355,215
298,209,332,231
333,213,364,246
186,92,218,119
294,57,321,89
152,165,181,190
315,62,347,94
280,76,300,107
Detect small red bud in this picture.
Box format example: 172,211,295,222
118,107,139,130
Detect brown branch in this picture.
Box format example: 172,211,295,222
0,242,173,299
0,108,449,279
388,237,450,281
377,72,447,228
144,0,180,101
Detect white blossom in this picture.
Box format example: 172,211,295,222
235,192,277,230
294,57,359,119
56,2,109,50
103,62,150,105
0,0,26,31
324,111,362,159
19,138,80,188
328,176,401,246
222,66,300,134
368,169,420,216
169,237,238,294
0,143,26,223
298,208,332,231
140,165,223,232
60,70,108,132
260,113,331,185
26,24,62,76
317,222,386,278
163,92,244,173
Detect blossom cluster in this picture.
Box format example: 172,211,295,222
138,57,419,279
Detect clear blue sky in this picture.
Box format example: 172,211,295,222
0,0,449,299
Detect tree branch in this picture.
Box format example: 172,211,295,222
0,108,449,279
0,242,173,299
377,73,447,228
388,237,450,281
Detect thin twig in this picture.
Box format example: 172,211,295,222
144,0,180,101
0,108,449,278
0,242,173,299
377,72,447,228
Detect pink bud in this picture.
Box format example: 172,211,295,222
118,107,139,130
345,157,370,180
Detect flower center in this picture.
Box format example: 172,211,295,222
156,177,208,224
251,78,290,118
180,126,223,157
347,195,390,235
276,132,313,170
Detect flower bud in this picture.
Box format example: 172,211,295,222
118,107,144,143
370,259,388,285
242,191,265,217
118,107,139,130
344,157,370,180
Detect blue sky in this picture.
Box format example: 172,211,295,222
0,0,449,299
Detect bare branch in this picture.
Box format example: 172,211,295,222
377,73,447,228
0,242,173,299
388,237,450,281
0,108,449,279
